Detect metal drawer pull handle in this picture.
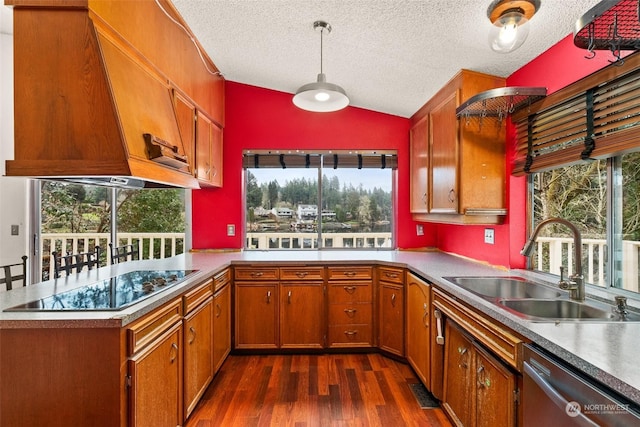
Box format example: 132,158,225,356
391,293,396,306
266,290,271,303
448,189,455,203
251,272,264,278
288,290,292,304
296,272,308,278
422,302,429,327
385,272,398,278
344,330,358,336
434,309,444,345
169,343,178,363
458,346,468,369
344,271,356,277
216,303,221,317
344,308,357,317
343,286,357,293
188,326,196,344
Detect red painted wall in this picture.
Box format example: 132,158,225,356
434,35,629,268
192,82,437,249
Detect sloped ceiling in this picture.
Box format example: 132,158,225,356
172,0,604,118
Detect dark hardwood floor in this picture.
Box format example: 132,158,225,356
185,353,452,427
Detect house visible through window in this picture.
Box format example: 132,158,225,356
244,151,396,250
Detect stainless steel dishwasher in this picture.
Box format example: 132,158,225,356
523,344,640,427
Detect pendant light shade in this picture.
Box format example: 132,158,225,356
293,21,349,112
487,0,539,54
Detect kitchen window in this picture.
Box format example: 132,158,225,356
243,151,396,250
37,181,186,280
529,151,640,293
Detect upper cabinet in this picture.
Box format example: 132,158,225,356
6,0,224,189
410,70,506,224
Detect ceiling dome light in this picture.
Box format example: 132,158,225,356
293,21,349,112
487,0,539,54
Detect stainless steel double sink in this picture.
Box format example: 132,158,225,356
445,276,640,322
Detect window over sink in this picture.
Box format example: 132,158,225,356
243,150,396,250
529,151,640,293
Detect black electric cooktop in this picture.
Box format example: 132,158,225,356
4,270,198,312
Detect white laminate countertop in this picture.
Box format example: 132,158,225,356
1,249,639,406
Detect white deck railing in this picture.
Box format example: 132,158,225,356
246,232,393,250
532,237,640,292
40,232,185,281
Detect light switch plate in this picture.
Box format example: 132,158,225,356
227,224,235,236
484,228,494,244
416,224,424,236
10,225,19,236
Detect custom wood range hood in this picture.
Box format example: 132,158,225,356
5,0,202,189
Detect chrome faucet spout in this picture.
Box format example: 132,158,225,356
521,218,584,301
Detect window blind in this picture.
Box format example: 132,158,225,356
512,51,640,175
242,153,397,169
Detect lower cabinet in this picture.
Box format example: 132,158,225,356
234,281,279,349
127,299,184,427
183,290,214,419
213,280,231,372
378,266,405,356
280,281,325,348
406,272,431,385
439,308,518,427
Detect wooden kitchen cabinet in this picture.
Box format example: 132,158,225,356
127,299,184,427
410,69,506,224
234,266,280,349
406,272,431,386
280,282,325,348
182,280,214,419
442,320,517,427
213,270,231,373
378,266,404,356
328,266,373,348
196,110,223,187
410,115,429,214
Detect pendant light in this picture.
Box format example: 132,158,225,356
487,0,539,54
293,21,349,112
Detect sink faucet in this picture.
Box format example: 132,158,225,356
520,218,584,302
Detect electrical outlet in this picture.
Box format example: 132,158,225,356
10,225,19,236
416,224,424,236
484,228,494,245
226,224,235,236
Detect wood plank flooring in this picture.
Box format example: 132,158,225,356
185,353,452,427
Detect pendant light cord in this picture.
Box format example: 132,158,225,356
319,27,324,74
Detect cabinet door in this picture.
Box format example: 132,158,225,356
379,282,404,356
410,115,429,213
213,284,231,372
406,273,430,385
184,298,214,419
195,110,213,184
129,322,183,427
235,282,279,349
474,344,517,427
442,320,473,427
173,90,196,176
429,90,459,213
280,282,325,349
209,120,223,187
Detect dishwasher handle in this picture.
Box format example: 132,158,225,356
523,362,599,427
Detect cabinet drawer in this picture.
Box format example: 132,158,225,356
329,282,372,303
329,303,372,325
378,266,404,284
432,288,524,371
234,266,279,281
183,279,213,314
127,298,182,355
213,268,230,291
328,325,373,347
280,266,325,281
327,266,373,281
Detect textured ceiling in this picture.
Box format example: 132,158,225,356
172,0,604,118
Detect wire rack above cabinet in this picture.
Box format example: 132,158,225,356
574,0,640,62
455,86,547,127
